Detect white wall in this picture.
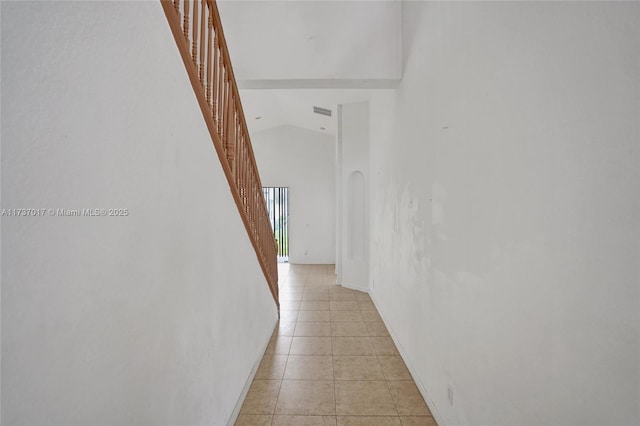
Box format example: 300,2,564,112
337,102,370,291
251,125,335,264
370,2,639,426
1,2,277,425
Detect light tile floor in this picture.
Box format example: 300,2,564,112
236,264,437,426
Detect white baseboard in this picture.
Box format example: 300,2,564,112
339,281,369,293
288,259,335,265
369,292,446,426
226,322,274,426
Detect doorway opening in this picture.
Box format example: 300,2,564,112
262,187,289,263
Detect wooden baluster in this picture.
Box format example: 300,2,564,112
245,164,249,213
226,101,235,174
253,188,257,234
192,0,198,66
243,144,249,212
222,58,227,138
253,187,257,230
217,29,221,125
246,148,251,211
238,124,243,187
225,74,230,151
237,136,242,200
244,137,248,198
206,11,212,107
236,131,242,187
245,143,250,209
240,124,245,187
237,136,242,193
235,114,240,179
248,172,253,222
211,37,218,123
216,55,224,136
221,70,229,153
216,54,221,133
218,47,223,131
232,119,238,183
219,69,225,151
218,64,226,148
251,170,255,226
244,167,248,214
246,146,251,213
183,0,190,40
259,192,263,233
247,151,251,214
255,182,260,234
232,101,237,171
199,0,206,85
174,0,181,24
238,135,243,195
204,10,213,107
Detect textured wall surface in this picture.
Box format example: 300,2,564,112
338,102,369,290
251,125,335,264
369,2,639,425
1,2,277,424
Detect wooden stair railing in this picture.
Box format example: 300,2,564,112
161,0,279,309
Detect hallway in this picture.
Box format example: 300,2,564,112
236,264,437,426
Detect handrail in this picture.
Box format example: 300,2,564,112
161,0,279,309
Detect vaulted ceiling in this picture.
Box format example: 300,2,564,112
217,0,403,136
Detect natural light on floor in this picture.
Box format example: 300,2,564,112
235,264,436,426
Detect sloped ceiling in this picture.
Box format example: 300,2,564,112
217,0,402,136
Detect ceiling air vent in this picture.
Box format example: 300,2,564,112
313,106,332,117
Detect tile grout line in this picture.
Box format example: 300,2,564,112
243,265,431,424
271,269,297,424
331,275,338,421
365,299,404,423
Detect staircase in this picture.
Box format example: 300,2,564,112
161,0,279,309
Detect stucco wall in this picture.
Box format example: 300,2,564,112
369,2,639,425
338,102,369,290
1,2,277,424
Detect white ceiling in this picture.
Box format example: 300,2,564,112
239,89,376,135
217,1,403,136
